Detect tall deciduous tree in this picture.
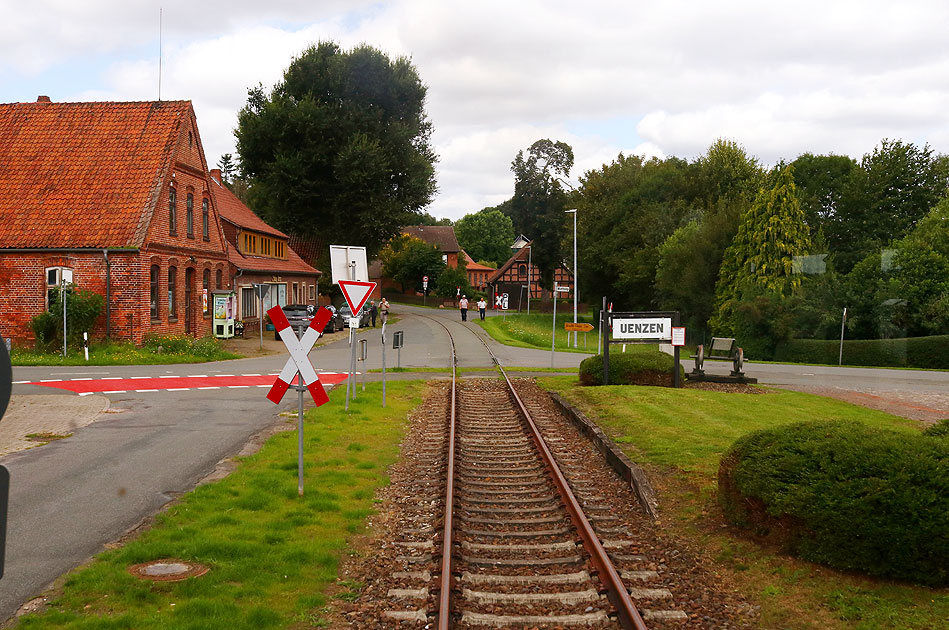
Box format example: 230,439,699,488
507,139,574,290
379,234,445,294
455,207,515,266
235,42,437,258
830,139,949,272
711,166,811,334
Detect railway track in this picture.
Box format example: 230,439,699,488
345,314,693,628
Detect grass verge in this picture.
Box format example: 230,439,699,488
539,375,948,630
12,336,240,366
477,313,599,353
16,380,425,629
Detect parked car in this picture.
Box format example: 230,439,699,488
274,304,315,339
322,304,345,333
338,303,372,328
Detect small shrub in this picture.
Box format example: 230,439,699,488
924,418,949,438
718,420,949,585
579,350,684,387
29,286,104,350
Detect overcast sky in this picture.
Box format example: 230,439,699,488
3,1,948,221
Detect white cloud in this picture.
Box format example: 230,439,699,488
5,1,949,221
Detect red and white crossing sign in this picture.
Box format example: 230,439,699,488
339,280,376,314
266,305,332,406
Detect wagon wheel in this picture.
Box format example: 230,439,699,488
694,344,704,372
734,347,744,374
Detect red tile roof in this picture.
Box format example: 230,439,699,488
210,175,287,239
209,176,319,277
402,225,460,252
463,250,495,272
0,99,191,248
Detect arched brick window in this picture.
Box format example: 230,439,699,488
168,266,177,318
186,193,194,238
169,187,177,235
203,269,210,314
150,265,160,320
216,268,223,289
202,198,209,241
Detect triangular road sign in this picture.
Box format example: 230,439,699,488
339,280,376,314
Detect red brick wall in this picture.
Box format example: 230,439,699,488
0,250,231,347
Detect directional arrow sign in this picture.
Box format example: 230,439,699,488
339,280,376,314
267,305,332,406
564,322,594,332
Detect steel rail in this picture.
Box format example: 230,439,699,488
497,365,648,630
425,311,645,629
437,323,457,630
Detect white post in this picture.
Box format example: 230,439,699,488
526,245,532,316
839,307,847,366
83,332,89,361
551,287,558,368
62,278,67,357
566,209,578,348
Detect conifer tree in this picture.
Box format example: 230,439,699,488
711,166,811,334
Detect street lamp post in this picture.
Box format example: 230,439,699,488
565,209,577,348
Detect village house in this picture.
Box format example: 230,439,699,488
209,170,320,335
486,239,574,310
0,97,230,346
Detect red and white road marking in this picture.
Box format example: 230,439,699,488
17,373,349,396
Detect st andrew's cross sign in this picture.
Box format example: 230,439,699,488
266,305,332,406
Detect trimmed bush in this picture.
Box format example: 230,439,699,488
579,350,684,387
773,334,949,369
719,420,949,585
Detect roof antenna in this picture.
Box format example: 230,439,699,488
158,7,163,101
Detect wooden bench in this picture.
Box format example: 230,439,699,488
690,337,745,376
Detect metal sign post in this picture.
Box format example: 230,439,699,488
423,275,429,307
381,322,387,407
265,305,333,496
254,283,270,350
358,339,368,391
551,285,569,367
0,335,10,578
393,330,404,368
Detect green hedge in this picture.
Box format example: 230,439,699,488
718,421,949,585
579,350,684,387
773,334,949,369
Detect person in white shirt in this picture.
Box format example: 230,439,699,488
477,297,487,320
459,295,469,321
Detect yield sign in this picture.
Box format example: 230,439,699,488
339,280,376,314
267,305,332,406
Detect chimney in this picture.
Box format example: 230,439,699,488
210,169,222,184
37,95,51,102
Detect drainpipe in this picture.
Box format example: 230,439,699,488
103,249,111,340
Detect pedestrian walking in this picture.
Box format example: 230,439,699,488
459,295,469,321
380,298,390,324
477,297,487,320
369,300,378,327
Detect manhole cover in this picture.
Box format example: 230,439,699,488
128,559,209,582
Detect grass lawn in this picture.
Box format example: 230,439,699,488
477,312,599,353
539,375,948,630
16,380,425,629
12,336,240,366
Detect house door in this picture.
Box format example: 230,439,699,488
185,267,195,335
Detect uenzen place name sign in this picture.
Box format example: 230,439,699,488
612,317,672,341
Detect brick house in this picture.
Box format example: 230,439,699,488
0,97,229,345
463,251,495,293
486,240,574,310
209,170,321,334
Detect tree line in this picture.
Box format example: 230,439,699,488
224,41,949,350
